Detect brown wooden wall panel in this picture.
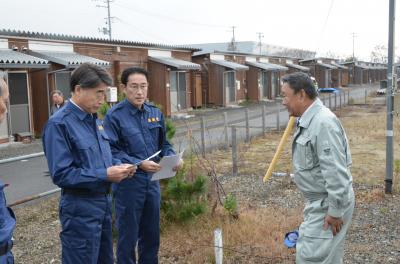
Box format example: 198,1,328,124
30,69,49,137
341,70,349,86
171,51,191,61
147,61,168,116
74,44,147,87
191,72,202,108
246,67,259,101
332,69,340,87
235,70,246,101
208,64,224,106
7,38,28,50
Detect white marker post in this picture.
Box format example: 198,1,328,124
214,228,223,264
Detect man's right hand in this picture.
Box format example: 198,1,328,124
139,160,161,173
106,165,132,183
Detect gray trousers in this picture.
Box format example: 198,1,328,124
296,190,355,264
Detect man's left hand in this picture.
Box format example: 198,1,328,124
172,158,184,172
323,215,344,236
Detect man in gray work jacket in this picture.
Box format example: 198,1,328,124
281,72,355,264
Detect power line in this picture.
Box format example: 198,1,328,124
113,1,228,29
314,0,335,55
115,17,169,43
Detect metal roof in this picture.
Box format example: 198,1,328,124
190,41,316,59
149,56,201,70
246,61,288,71
331,62,348,69
29,50,109,68
210,60,249,71
286,63,310,72
316,62,337,69
0,29,200,52
0,49,49,68
355,64,369,69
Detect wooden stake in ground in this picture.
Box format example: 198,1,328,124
263,116,296,183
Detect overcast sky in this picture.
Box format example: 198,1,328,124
0,0,397,60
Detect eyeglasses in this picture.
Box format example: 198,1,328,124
128,84,148,92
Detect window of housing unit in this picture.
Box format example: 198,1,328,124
169,71,187,112
55,71,72,100
259,71,269,98
8,72,30,134
224,71,236,104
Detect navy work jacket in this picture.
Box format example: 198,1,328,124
0,181,15,245
104,100,175,173
43,101,119,192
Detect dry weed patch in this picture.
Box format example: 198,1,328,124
160,207,302,263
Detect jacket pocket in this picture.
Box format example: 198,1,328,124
295,135,314,170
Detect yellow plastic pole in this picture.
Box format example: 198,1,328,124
263,116,296,183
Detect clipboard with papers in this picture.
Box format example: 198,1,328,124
151,150,184,181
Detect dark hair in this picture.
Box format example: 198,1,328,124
70,63,112,92
51,90,63,97
281,72,317,100
120,67,148,86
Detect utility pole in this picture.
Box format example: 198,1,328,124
228,26,237,51
386,0,396,194
95,0,114,40
351,32,357,61
257,32,264,55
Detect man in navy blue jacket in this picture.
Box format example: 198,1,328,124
0,75,15,264
43,63,135,264
104,67,182,264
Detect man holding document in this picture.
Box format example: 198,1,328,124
104,67,182,264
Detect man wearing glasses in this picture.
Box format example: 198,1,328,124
104,67,182,264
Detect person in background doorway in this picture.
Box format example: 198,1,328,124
50,90,66,116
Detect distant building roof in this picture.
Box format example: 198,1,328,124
0,48,49,68
190,41,316,59
210,60,249,71
29,50,109,68
246,61,288,71
149,56,201,70
286,63,310,72
0,29,200,52
316,62,337,69
331,62,348,69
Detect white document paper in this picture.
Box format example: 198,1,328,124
134,150,161,166
151,151,184,181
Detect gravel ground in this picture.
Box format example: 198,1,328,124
219,173,400,264
11,174,400,264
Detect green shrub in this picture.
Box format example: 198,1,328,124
223,193,238,218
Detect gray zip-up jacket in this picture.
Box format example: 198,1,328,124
292,98,353,218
